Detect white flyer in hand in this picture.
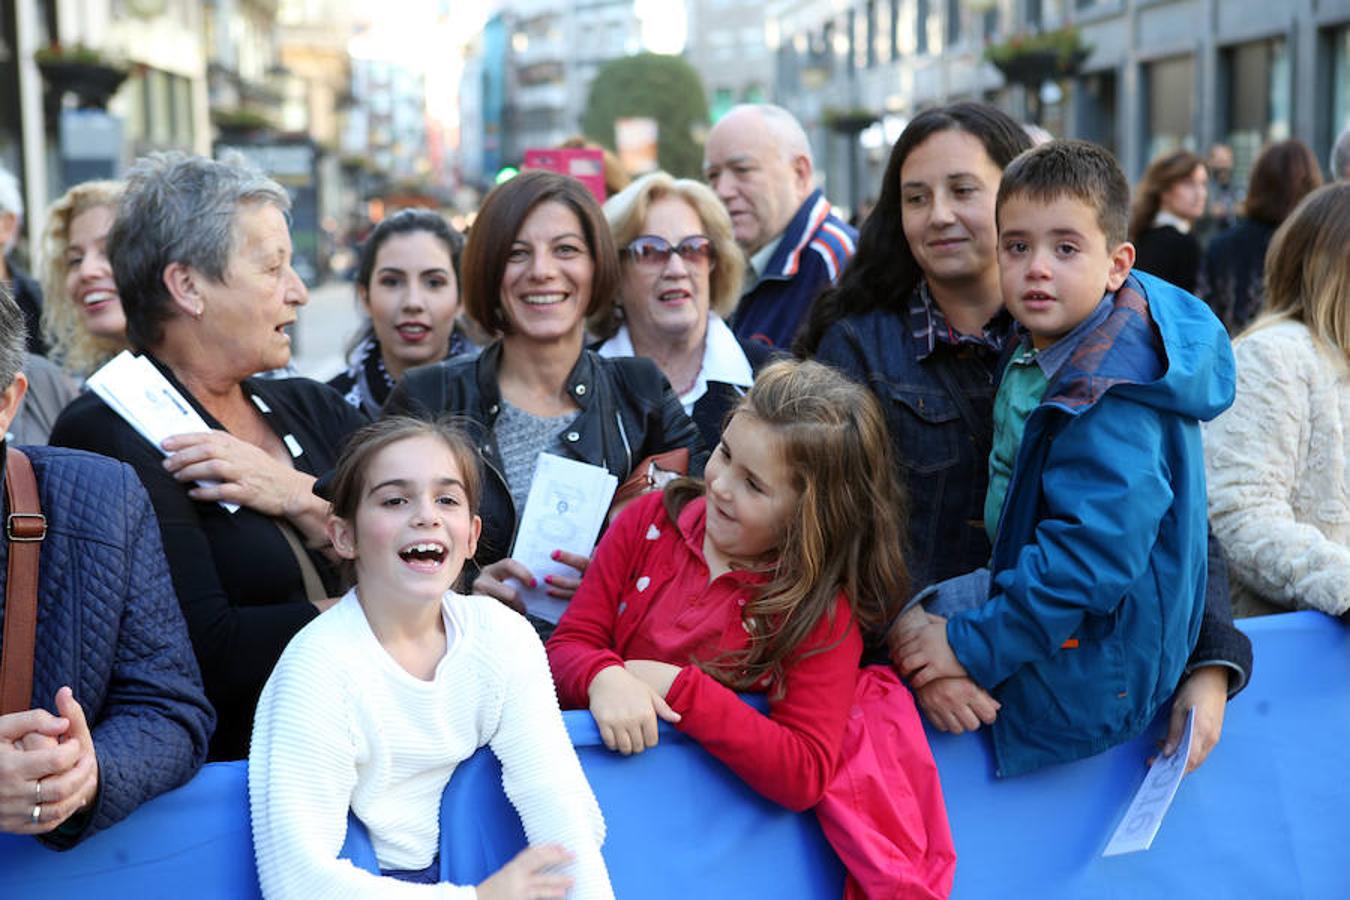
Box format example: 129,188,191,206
511,453,617,623
86,351,238,512
1102,706,1195,857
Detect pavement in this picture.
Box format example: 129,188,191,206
291,279,363,382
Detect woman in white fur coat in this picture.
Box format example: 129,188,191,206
1205,183,1350,618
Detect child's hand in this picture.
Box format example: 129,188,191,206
476,844,574,900
885,602,932,668
587,665,680,755
623,659,682,698
897,615,969,688
915,676,1000,733
1156,665,1230,774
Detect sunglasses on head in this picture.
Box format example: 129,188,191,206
623,235,717,269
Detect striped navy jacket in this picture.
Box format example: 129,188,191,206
731,188,856,350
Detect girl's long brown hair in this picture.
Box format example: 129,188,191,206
665,359,910,696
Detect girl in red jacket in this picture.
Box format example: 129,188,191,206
548,360,955,897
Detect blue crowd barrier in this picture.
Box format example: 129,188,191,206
0,612,1343,898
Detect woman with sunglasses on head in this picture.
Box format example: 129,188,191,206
384,171,703,631
594,172,771,448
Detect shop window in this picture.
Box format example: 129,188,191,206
1144,55,1196,163
1223,37,1290,187
1330,26,1350,167
1077,69,1117,157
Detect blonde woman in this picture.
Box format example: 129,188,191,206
595,171,768,448
1205,183,1350,618
40,180,129,377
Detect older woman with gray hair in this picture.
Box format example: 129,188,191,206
50,153,366,760
594,171,769,447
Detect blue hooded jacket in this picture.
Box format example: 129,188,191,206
945,271,1236,776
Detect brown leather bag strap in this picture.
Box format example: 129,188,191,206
273,519,326,607
1,446,45,715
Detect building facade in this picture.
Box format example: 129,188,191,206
684,0,774,120
460,0,639,178
768,0,1350,208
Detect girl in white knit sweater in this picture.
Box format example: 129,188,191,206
249,417,613,899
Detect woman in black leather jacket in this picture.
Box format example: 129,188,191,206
384,171,702,626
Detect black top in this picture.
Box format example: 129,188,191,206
1197,218,1276,336
49,356,368,759
689,338,778,450
328,325,477,419
1133,225,1201,295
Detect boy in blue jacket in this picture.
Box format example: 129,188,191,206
897,140,1236,776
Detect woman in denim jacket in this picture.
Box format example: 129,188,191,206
799,103,1250,773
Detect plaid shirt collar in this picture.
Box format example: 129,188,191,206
906,279,1011,361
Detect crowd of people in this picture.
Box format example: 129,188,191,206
1,105,1348,897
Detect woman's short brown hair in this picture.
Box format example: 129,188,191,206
460,170,620,336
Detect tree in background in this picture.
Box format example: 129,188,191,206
583,53,710,179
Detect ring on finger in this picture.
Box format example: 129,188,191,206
31,804,41,824
34,780,42,805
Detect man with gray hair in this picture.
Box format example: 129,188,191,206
1332,125,1350,181
0,165,47,355
703,104,857,349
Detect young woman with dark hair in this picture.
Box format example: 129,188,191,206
329,209,476,417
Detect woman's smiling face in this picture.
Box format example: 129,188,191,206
498,200,593,346
64,204,127,340
361,230,460,379
898,128,1005,290
618,196,714,344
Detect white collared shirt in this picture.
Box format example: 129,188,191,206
597,313,754,415
744,233,785,291
1152,210,1192,234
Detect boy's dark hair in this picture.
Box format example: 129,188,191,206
996,140,1131,248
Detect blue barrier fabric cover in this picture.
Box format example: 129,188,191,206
0,612,1343,898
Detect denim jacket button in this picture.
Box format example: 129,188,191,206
566,431,580,442
574,384,587,396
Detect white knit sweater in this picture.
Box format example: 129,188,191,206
249,590,613,899
1204,319,1350,617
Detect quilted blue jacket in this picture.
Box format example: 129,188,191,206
946,272,1236,776
0,444,214,847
